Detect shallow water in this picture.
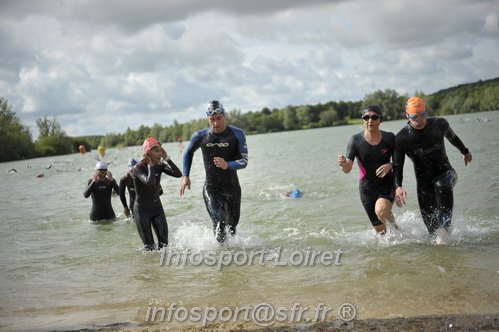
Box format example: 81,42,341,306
0,111,498,330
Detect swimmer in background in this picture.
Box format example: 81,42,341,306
83,161,120,222
132,138,182,250
338,105,398,234
281,189,302,199
119,159,138,218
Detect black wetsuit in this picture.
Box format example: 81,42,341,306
83,178,119,221
394,117,469,234
345,130,395,226
132,160,182,250
119,172,136,217
183,126,248,243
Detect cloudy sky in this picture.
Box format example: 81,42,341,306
1,0,498,139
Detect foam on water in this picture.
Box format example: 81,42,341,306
171,220,265,251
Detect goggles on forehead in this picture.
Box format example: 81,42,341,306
206,107,225,116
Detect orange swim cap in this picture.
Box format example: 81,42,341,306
405,97,427,116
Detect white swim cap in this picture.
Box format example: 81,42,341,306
95,161,108,170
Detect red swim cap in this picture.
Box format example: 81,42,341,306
142,137,160,153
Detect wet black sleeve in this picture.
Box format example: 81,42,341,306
345,134,358,161
441,120,469,155
393,129,407,188
83,179,94,198
134,163,156,186
119,175,129,208
162,159,182,178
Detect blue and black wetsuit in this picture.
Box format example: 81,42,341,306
132,160,182,250
119,172,136,217
394,117,469,234
183,125,248,243
83,178,119,221
345,130,395,226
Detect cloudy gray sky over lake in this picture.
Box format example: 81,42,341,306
1,0,498,138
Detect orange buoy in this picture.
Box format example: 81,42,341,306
79,145,86,154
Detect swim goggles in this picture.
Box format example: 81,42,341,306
206,105,225,116
362,114,381,121
406,110,428,120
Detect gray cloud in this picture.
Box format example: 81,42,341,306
0,0,497,138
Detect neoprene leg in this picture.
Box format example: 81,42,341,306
151,214,168,248
435,169,457,229
203,186,227,242
134,214,155,250
417,185,439,235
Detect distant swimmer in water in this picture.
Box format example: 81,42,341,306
119,159,138,219
394,97,473,245
83,161,120,222
8,169,18,173
180,100,248,243
281,189,302,199
132,138,182,251
338,105,398,235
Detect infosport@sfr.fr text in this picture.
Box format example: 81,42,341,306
159,247,344,270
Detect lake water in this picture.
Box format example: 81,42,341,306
1,111,498,330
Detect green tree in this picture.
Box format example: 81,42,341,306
282,106,298,130
34,115,74,156
36,115,66,139
362,89,406,120
296,105,312,127
319,107,339,126
0,98,35,162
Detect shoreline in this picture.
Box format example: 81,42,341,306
27,313,499,331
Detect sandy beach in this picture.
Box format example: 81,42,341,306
43,313,498,331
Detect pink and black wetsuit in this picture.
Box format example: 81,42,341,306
345,130,395,226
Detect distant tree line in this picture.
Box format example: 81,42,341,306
1,77,498,162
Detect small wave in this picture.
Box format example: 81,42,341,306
339,210,498,247
171,221,265,251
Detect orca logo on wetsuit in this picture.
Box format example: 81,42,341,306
206,143,230,147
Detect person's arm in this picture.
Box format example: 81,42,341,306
442,120,473,166
226,128,248,170
162,159,182,178
375,132,395,178
393,134,407,207
338,135,356,174
337,156,353,174
83,179,95,198
180,131,204,196
134,163,155,186
119,175,129,209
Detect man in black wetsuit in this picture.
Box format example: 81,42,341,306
180,100,248,243
133,138,182,250
338,105,398,234
394,97,473,244
83,161,120,222
119,159,137,218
